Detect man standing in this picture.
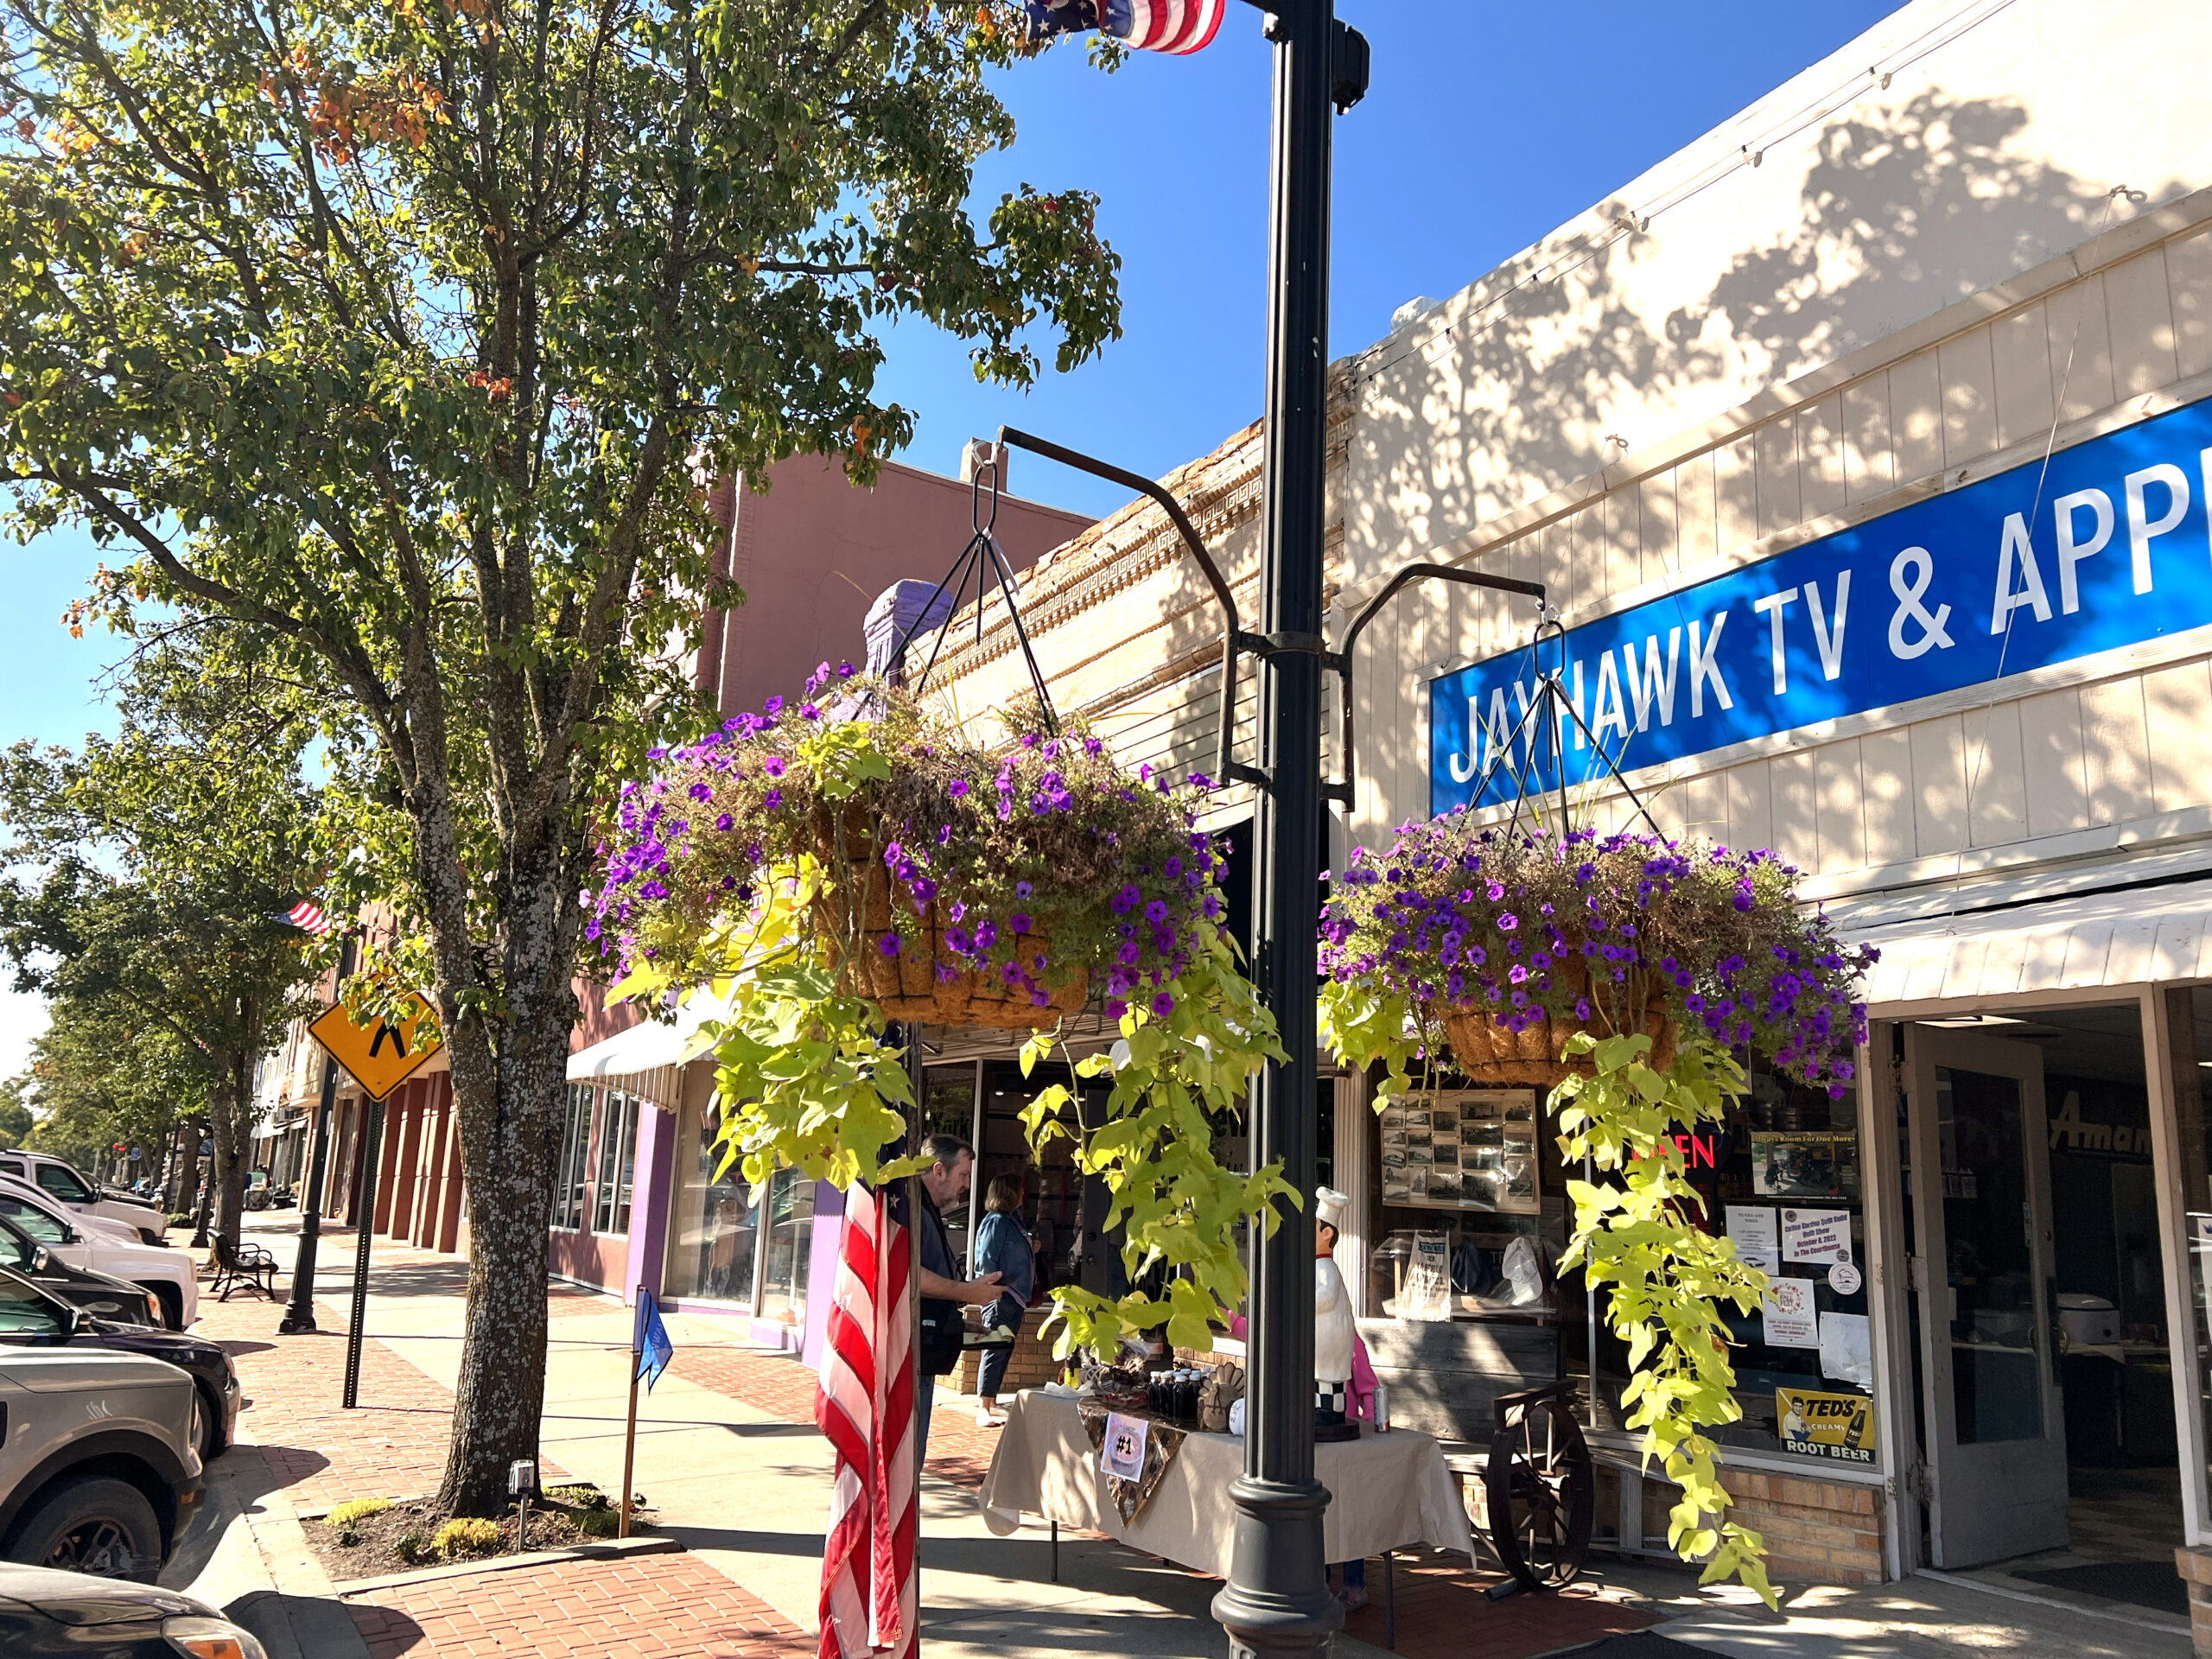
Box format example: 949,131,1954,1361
907,1134,1002,1463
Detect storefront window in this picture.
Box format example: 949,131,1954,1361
921,1064,979,1271
665,1095,759,1305
760,1166,815,1325
1589,1056,1874,1463
594,1091,638,1235
553,1084,594,1230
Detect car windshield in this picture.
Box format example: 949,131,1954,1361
33,1163,97,1204
0,1276,67,1338
0,1197,67,1244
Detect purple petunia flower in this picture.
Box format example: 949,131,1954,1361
763,696,783,715
878,933,900,957
1150,991,1175,1017
763,756,786,778
715,813,733,832
763,789,783,809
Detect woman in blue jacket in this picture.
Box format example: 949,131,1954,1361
971,1172,1035,1426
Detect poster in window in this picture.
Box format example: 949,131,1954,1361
1760,1278,1821,1348
1377,1091,1539,1214
1776,1386,1876,1464
1751,1132,1840,1198
1781,1207,1851,1264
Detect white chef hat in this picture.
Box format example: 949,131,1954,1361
1314,1185,1351,1233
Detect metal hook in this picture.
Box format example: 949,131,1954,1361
969,447,1002,538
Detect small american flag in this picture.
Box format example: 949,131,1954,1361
815,1181,916,1659
1023,0,1226,54
283,900,333,935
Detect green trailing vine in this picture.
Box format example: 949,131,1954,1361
1552,1032,1775,1606
599,671,1291,1353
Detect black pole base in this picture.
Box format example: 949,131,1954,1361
1210,1476,1343,1659
276,1310,318,1335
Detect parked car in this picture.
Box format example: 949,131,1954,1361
0,1562,267,1658
0,1215,161,1328
0,1154,168,1247
0,1188,199,1332
0,1341,202,1580
0,1268,237,1461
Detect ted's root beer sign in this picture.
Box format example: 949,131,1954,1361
1777,1387,1876,1464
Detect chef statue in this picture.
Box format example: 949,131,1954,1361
1313,1185,1359,1439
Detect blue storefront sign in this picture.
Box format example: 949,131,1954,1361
1430,393,2212,814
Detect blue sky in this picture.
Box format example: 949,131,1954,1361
0,1,1902,1074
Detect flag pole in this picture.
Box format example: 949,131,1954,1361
620,1287,643,1539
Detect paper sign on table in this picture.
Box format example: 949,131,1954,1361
1099,1411,1149,1481
1724,1205,1781,1273
1782,1207,1851,1265
1761,1277,1821,1348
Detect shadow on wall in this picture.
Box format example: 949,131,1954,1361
1349,89,2183,574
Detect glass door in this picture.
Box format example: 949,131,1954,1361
1904,1026,2066,1566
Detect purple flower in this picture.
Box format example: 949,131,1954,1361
1497,912,1517,931
763,756,787,779
763,696,783,715
688,781,712,801
1084,737,1103,755
1150,991,1175,1018
837,661,855,678
763,788,783,809
800,702,821,721
1010,912,1033,934
715,813,733,831
878,933,900,957
949,779,969,798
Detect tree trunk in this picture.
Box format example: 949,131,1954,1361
205,1065,247,1249
431,994,569,1516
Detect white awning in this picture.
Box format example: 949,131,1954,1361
565,995,727,1102
1838,874,2212,1010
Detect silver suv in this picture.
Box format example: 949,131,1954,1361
0,1338,203,1580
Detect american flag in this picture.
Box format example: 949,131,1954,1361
1023,0,1226,54
815,1181,916,1659
283,900,333,935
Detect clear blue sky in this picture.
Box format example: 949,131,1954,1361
0,1,1902,1072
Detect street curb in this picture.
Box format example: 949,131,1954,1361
329,1533,682,1595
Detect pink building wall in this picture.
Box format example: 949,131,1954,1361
696,452,1094,717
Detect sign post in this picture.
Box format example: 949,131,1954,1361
304,995,443,1408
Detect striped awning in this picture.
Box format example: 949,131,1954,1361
565,995,726,1106
1838,874,2212,1009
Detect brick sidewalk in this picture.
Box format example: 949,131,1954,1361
198,1294,467,1513
346,1550,813,1659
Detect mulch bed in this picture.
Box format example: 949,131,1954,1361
304,1483,658,1583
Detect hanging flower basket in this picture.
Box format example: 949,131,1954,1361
1321,814,1872,1093
590,670,1224,1031
1433,964,1674,1084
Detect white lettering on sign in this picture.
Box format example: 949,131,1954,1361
2048,1089,2148,1155
2124,462,2190,594
1886,546,1953,659
1806,572,1850,681
2055,486,2114,614
1753,586,1800,696
1592,651,1629,744
1620,630,1681,730
1688,610,1733,716
1991,512,2052,632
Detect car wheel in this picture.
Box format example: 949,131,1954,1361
144,1282,182,1332
196,1384,224,1460
5,1476,162,1580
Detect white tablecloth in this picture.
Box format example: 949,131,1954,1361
977,1392,1473,1578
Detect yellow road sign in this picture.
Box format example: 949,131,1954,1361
309,996,442,1101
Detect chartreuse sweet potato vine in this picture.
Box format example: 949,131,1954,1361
1552,1032,1775,1607
604,676,1290,1354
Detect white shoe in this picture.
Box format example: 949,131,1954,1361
976,1408,1007,1427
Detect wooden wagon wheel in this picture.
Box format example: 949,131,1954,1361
1484,1389,1595,1590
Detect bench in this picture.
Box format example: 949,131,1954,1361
208,1230,281,1301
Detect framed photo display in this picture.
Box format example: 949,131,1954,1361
1378,1089,1540,1214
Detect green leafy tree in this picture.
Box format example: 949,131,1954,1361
20,1001,209,1195
0,1074,35,1147
0,639,326,1253
0,0,1118,1511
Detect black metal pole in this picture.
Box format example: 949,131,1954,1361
282,934,355,1336
340,1093,386,1408
1212,3,1347,1656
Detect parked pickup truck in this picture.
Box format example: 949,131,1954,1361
0,1154,168,1248
0,1185,198,1332
0,1343,203,1580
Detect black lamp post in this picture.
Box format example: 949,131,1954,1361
1211,5,1365,1658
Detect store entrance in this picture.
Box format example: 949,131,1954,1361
1902,1005,2184,1599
